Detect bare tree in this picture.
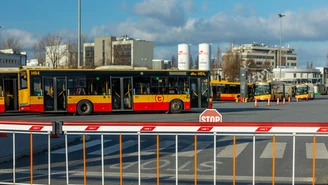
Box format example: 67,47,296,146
222,46,241,81
281,56,286,66
215,46,222,68
33,33,67,68
113,43,132,66
171,55,177,68
1,35,22,51
105,38,113,65
189,54,193,69
67,34,88,68
194,56,199,69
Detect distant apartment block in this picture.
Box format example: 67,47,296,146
224,42,298,68
94,37,116,67
112,35,154,68
83,43,94,68
0,49,27,67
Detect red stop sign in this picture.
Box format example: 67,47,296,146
199,109,222,122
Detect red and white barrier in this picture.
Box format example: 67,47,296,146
62,122,328,134
0,120,53,132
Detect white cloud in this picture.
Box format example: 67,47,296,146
234,3,256,17
183,0,195,13
89,4,328,65
133,0,186,26
1,29,38,49
201,1,208,11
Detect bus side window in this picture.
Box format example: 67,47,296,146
133,76,150,95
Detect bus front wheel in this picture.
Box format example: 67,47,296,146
77,100,93,115
170,100,183,114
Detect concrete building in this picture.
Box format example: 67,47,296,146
112,35,153,68
44,44,71,68
315,66,328,87
94,37,116,67
225,42,298,68
26,59,39,66
0,49,27,67
152,59,172,70
83,43,94,68
272,68,321,84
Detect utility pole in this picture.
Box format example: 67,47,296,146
279,13,285,79
78,0,81,68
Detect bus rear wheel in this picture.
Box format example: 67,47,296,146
170,100,183,114
77,100,93,115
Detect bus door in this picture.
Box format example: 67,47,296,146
190,77,209,108
111,77,133,111
190,77,200,108
3,78,18,111
43,77,67,111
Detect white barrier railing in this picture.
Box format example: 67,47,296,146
60,121,328,185
0,120,54,185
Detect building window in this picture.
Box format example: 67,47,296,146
293,73,296,78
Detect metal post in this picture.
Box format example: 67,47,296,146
213,132,217,185
13,132,15,184
78,0,81,68
279,13,285,79
48,132,51,185
252,135,256,185
101,134,104,185
292,133,296,185
138,132,141,185
30,133,33,184
65,133,69,184
83,134,87,185
176,134,178,185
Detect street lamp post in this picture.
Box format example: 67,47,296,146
78,0,81,68
279,13,285,79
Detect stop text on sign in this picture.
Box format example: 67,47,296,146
199,109,222,122
201,116,221,122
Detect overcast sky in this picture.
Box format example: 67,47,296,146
1,0,328,68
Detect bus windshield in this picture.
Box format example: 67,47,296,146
295,86,308,95
254,84,270,96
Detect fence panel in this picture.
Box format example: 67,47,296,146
0,120,53,185
60,121,328,185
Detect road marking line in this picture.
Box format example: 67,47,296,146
52,140,111,154
88,140,144,155
306,143,328,159
217,143,248,158
0,169,314,182
171,141,212,157
260,142,287,159
128,140,175,156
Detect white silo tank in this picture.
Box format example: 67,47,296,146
178,44,190,70
198,43,211,70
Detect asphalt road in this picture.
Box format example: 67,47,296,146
0,96,328,184
0,95,327,122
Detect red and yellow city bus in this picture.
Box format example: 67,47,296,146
18,67,212,115
211,80,241,101
211,80,254,101
0,68,19,113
